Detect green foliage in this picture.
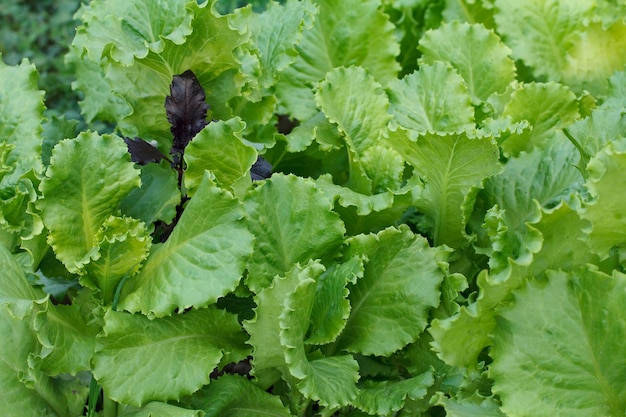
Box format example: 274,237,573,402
2,0,626,416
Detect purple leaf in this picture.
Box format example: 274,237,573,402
165,70,209,157
123,137,170,165
251,156,272,181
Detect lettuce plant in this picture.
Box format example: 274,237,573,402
1,0,626,416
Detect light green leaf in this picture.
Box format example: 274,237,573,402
276,0,400,120
72,0,193,65
244,262,323,386
500,82,579,156
480,134,584,274
32,303,100,375
491,268,626,417
435,393,505,417
280,262,359,407
94,307,249,407
184,118,257,197
119,402,203,417
582,139,626,259
119,174,253,318
388,62,474,136
493,0,594,82
0,304,88,417
307,256,364,345
315,66,397,193
0,245,47,319
0,56,44,185
230,0,317,89
38,132,140,273
314,174,396,216
419,21,515,103
244,174,345,293
81,216,152,304
335,226,443,356
391,130,501,248
189,375,291,417
353,372,434,415
120,162,181,225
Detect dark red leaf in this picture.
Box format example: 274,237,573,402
123,137,169,165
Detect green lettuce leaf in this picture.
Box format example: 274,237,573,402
120,162,181,226
334,226,443,356
119,174,253,318
581,139,626,259
499,82,579,156
119,402,203,417
81,216,152,305
38,132,140,274
276,0,400,120
184,118,257,197
188,375,291,417
491,268,626,417
388,62,474,136
353,372,434,415
93,307,249,406
279,261,359,408
419,21,515,103
244,174,345,293
0,303,89,417
390,129,501,248
0,245,47,318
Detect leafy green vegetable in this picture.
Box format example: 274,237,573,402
3,0,626,415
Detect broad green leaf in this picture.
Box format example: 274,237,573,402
0,304,88,417
244,262,323,386
119,402,203,417
93,307,250,407
189,375,291,417
0,245,47,318
280,263,359,407
388,62,474,136
276,0,400,120
561,20,626,95
435,393,506,417
119,174,253,318
582,139,626,259
32,303,99,375
230,0,317,89
0,56,44,185
493,0,594,82
390,130,501,248
38,132,140,273
315,66,400,193
184,118,257,197
485,135,583,271
314,174,395,216
81,216,152,304
419,21,515,103
244,174,345,293
353,372,434,415
604,70,626,110
491,269,626,417
306,256,364,345
335,226,443,356
120,162,181,225
72,0,193,65
500,82,579,156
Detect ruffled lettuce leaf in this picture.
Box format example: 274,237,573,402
334,226,444,356
388,62,475,136
390,129,501,248
119,174,253,317
353,372,434,415
276,0,400,120
38,132,141,274
118,402,203,417
0,245,48,318
93,307,250,406
243,174,345,293
419,21,516,104
491,268,626,417
184,117,257,197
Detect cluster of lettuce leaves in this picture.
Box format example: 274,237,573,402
2,0,626,416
